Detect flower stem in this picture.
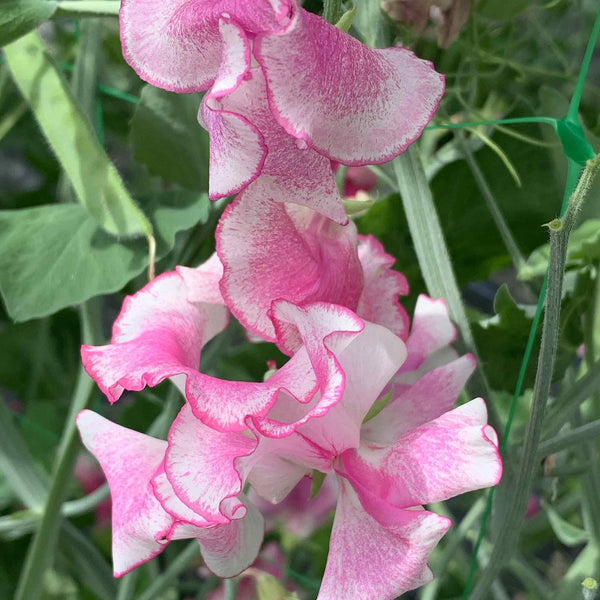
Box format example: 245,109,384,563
468,155,600,600
136,542,199,600
392,144,498,427
15,301,100,600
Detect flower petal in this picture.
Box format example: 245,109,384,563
240,432,333,503
290,321,406,454
120,0,287,93
400,294,457,373
255,4,444,164
356,235,409,340
195,497,265,578
164,405,256,523
362,354,476,445
217,192,363,342
76,410,172,576
318,477,450,600
81,259,228,404
203,68,345,222
343,398,503,507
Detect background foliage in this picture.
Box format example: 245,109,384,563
1,0,600,598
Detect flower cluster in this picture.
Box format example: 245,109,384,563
76,1,502,598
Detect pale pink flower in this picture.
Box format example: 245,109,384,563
75,410,264,578
158,298,501,599
119,0,444,221
82,238,408,431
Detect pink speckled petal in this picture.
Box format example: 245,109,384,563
217,190,363,342
76,411,172,576
255,4,445,164
343,398,503,507
164,405,256,523
318,477,451,600
120,0,288,93
362,354,476,445
81,258,228,404
400,294,457,373
356,235,410,340
203,68,345,222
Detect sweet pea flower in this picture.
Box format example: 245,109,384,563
120,0,444,221
75,410,264,578
158,297,502,599
82,236,408,432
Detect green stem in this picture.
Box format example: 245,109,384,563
427,117,558,131
457,132,526,272
224,577,239,600
322,0,342,24
469,156,600,600
15,303,99,600
537,419,600,458
137,542,199,600
542,359,600,438
54,1,120,17
116,571,138,600
392,144,497,427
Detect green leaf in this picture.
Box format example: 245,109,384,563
472,285,573,392
0,0,57,47
3,32,152,237
130,85,209,192
310,470,326,499
0,192,210,322
542,501,589,547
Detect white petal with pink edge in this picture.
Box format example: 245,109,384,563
343,398,503,507
255,4,444,164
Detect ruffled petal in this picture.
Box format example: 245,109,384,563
81,258,228,404
255,4,444,164
217,191,363,342
356,235,409,340
120,0,287,92
289,321,406,454
164,405,256,523
343,398,502,507
189,301,363,433
362,354,476,445
202,67,345,222
318,477,450,600
76,410,172,576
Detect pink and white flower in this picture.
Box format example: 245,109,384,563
156,297,501,599
75,410,264,578
120,0,444,220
